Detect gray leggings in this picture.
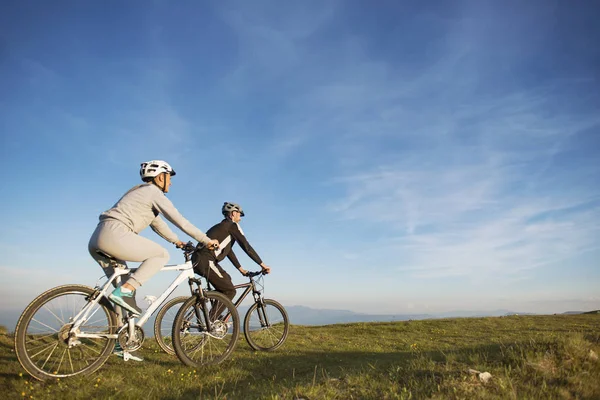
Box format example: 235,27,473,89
88,220,170,290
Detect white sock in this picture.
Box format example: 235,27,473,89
120,286,133,294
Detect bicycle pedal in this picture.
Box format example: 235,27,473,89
117,351,143,362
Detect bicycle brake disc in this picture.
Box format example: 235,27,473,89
209,320,228,339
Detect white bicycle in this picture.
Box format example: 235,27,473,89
14,242,239,381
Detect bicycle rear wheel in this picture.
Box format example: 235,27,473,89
15,284,118,381
244,299,289,351
171,291,239,367
154,296,188,355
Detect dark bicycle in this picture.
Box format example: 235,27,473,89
165,269,289,360
230,270,289,351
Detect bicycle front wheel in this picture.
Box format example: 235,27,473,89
154,296,188,355
172,291,239,367
14,284,118,381
244,299,289,351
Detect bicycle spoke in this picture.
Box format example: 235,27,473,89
30,317,60,333
25,332,57,344
173,293,239,367
67,348,74,374
80,342,103,356
26,337,59,352
54,348,67,374
16,286,116,380
156,301,177,351
61,302,67,327
30,342,58,360
187,335,206,360
40,343,58,370
244,300,288,351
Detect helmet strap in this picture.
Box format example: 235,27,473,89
162,173,167,192
152,173,168,193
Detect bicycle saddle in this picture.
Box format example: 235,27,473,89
95,250,118,262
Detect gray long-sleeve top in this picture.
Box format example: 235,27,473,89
99,183,211,245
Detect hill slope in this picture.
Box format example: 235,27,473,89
1,314,599,399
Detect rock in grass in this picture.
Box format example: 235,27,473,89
478,372,492,383
589,350,598,362
468,368,492,383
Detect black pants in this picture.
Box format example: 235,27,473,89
192,250,236,301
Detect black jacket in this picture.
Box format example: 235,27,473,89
198,218,263,269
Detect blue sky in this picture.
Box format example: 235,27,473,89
1,0,599,322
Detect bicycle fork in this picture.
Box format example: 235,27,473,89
183,282,213,336
249,285,271,328
255,300,270,328
186,278,214,331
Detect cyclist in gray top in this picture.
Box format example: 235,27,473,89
88,160,218,316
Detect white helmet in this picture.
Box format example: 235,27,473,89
140,160,176,181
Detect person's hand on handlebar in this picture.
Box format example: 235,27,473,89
175,241,185,248
207,239,219,251
260,263,271,274
238,267,248,276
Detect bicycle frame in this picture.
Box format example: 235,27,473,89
215,273,272,328
71,260,197,341
232,279,261,309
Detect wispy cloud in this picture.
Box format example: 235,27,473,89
207,3,600,286
249,8,600,281
327,121,599,279
2,1,598,315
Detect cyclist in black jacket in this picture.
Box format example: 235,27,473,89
192,202,271,303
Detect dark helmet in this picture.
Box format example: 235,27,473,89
222,202,244,217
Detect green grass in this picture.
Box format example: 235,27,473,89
1,314,599,399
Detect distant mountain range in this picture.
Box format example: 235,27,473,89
284,305,431,325
0,306,597,334
564,310,600,315
283,306,543,325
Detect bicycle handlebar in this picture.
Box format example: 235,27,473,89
181,242,265,278
181,241,196,253
182,240,220,252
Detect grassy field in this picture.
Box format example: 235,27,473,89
1,314,599,399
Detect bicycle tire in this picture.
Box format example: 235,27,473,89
171,291,240,367
244,299,289,351
154,296,188,355
15,284,118,381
